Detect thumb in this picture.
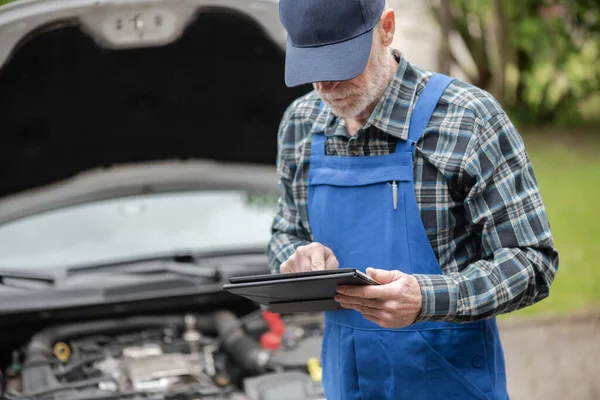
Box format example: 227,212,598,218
366,268,402,284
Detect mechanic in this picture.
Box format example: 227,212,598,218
267,0,559,399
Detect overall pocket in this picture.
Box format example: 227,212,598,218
393,328,492,400
308,181,411,278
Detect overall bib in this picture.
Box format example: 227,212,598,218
307,75,508,399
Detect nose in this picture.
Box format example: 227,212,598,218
314,81,340,93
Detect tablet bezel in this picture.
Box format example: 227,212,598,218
228,268,379,285
222,268,380,313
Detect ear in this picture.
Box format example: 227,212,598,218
377,9,395,47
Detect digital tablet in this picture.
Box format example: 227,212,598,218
222,268,380,313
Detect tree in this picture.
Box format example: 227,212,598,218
437,0,453,75
427,0,600,126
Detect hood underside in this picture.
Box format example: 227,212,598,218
0,4,311,200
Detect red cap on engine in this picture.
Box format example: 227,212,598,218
260,332,282,350
262,311,285,336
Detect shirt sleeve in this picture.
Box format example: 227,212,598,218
413,112,559,323
266,106,312,274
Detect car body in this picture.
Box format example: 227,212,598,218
0,1,321,399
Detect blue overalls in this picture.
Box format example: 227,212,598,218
307,74,509,399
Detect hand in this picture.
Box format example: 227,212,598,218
334,268,422,328
280,242,339,273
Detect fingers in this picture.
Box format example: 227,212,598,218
335,294,383,309
299,254,313,272
310,245,326,271
366,268,403,284
306,242,339,271
280,251,307,273
280,242,339,273
280,254,298,273
338,301,395,328
323,246,340,270
336,269,405,297
336,284,383,299
280,261,291,273
336,273,420,330
338,301,380,318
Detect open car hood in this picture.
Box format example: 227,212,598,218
0,0,311,204
0,5,329,400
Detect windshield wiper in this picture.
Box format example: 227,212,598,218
67,255,220,281
129,261,221,280
0,269,55,284
66,247,266,276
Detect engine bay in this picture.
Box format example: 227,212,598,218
1,311,326,400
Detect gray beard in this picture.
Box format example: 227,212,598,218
320,47,392,119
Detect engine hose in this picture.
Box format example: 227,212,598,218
20,366,59,395
21,375,117,399
212,310,271,373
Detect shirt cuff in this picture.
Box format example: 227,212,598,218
412,274,459,323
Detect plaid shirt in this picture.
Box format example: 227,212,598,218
267,50,559,323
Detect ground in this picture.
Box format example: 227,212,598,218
500,311,600,400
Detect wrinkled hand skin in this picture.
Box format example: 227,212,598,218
335,268,423,329
280,242,340,273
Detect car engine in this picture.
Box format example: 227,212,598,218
1,311,326,400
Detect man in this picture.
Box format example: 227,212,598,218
267,0,559,399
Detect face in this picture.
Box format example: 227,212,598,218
313,31,391,118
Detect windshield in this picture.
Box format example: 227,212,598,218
0,190,279,270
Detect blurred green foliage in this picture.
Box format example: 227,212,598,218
504,130,600,319
431,0,600,126
510,1,600,125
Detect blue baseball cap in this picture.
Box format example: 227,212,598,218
279,0,386,87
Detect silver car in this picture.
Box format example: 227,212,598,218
0,1,323,399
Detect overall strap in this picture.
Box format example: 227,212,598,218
396,73,454,151
311,100,327,156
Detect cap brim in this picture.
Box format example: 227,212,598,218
284,29,374,87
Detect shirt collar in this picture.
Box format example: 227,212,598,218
311,49,418,141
